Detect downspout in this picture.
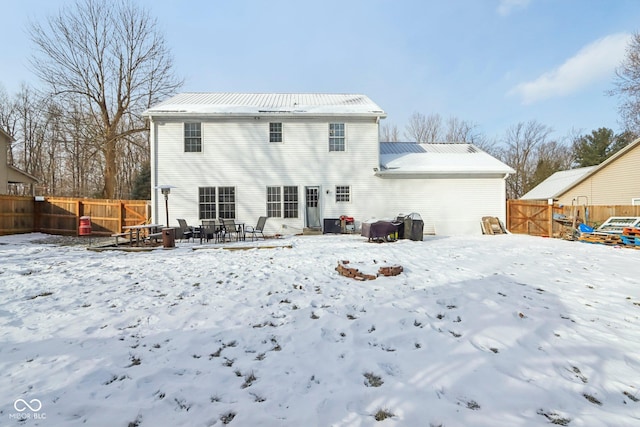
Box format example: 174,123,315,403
150,118,158,224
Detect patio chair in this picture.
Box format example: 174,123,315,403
222,218,240,242
201,219,222,243
176,219,194,242
245,216,267,241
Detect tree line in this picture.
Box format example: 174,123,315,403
0,0,181,199
1,0,640,200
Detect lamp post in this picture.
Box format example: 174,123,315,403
156,185,175,226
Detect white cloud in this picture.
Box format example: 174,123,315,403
497,0,531,16
508,33,632,105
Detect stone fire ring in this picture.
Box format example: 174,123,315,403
335,260,403,281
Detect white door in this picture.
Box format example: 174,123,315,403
305,186,321,228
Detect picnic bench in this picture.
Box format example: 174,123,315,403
112,224,164,246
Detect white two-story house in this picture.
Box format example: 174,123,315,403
145,93,513,236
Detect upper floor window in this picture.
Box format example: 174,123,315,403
269,123,283,143
329,123,345,151
184,123,202,152
335,185,350,202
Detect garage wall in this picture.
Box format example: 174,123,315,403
359,176,507,235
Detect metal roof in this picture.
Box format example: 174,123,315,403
145,93,386,117
380,142,480,154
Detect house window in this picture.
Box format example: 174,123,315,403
283,186,298,218
218,186,236,218
199,187,216,219
267,186,282,217
199,186,236,219
265,186,298,218
269,123,283,143
184,123,202,152
335,185,350,202
329,123,345,151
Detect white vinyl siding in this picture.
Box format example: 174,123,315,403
152,115,509,235
371,178,506,235
154,118,378,231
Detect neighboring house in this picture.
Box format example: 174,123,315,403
520,166,596,201
0,128,38,195
145,93,513,236
521,137,640,206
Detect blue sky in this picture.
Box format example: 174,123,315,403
2,0,640,142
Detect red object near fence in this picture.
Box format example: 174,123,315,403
79,216,92,236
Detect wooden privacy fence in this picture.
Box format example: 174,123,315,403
0,195,35,235
0,195,150,236
507,199,640,237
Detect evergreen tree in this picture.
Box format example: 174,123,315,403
573,128,614,167
572,128,636,167
131,162,151,200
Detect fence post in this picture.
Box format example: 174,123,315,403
76,199,82,236
119,202,124,232
547,199,553,238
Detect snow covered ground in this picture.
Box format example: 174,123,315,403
1,232,639,427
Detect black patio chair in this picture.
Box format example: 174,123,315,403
176,219,194,242
201,219,222,243
221,218,240,242
245,216,267,241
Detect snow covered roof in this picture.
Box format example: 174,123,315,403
520,166,596,200
145,93,386,118
378,143,514,177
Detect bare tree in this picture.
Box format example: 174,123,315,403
444,116,478,143
404,112,443,142
528,139,573,190
29,0,182,198
496,120,553,199
380,123,401,142
611,32,640,134
404,112,483,143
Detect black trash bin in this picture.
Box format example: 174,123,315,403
395,215,407,239
323,218,341,234
162,227,176,248
404,213,424,241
